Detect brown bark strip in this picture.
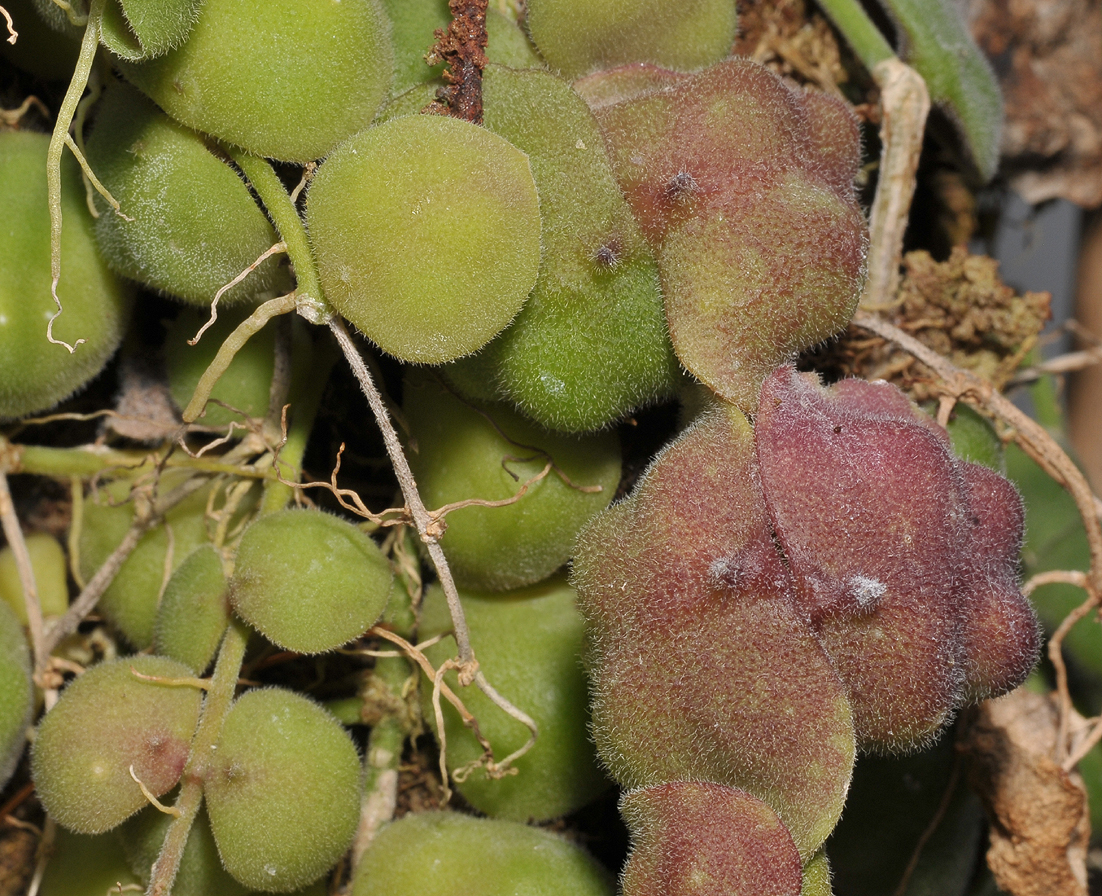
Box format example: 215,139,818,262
427,0,489,124
960,691,1090,896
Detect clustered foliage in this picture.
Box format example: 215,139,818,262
0,0,1043,893
574,368,1038,890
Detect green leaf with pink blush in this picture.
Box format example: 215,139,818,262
584,59,867,410
620,782,803,896
573,401,855,858
754,367,1039,751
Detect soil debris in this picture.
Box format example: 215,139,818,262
426,0,489,124
807,246,1051,400
105,353,180,443
395,737,445,818
735,0,847,93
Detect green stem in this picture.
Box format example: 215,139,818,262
4,442,142,479
52,0,89,26
183,293,297,423
46,0,104,353
350,535,418,869
353,695,408,867
859,58,930,308
226,148,328,313
815,0,895,71
0,471,45,668
213,152,338,507
259,338,338,515
39,438,261,664
148,619,250,896
385,528,421,636
7,441,270,480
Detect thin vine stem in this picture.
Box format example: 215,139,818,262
331,318,539,766
0,471,45,668
1,4,17,43
63,132,128,221
49,0,87,27
329,318,475,668
350,537,418,870
353,705,405,865
37,472,209,666
861,58,931,310
147,619,250,896
45,0,104,353
1023,570,1090,597
190,241,287,346
181,293,297,424
7,439,269,481
259,330,337,515
224,148,327,315
1065,711,1102,771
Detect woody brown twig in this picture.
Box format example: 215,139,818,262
427,0,489,124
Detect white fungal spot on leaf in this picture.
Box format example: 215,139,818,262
849,574,886,611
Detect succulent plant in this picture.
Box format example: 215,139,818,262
306,113,542,365
403,370,621,591
39,828,143,896
446,63,679,431
575,369,1039,886
117,0,394,162
203,688,362,891
85,82,289,306
0,0,1058,892
525,0,737,78
153,544,230,674
0,531,68,623
580,58,867,410
754,367,1039,748
619,782,804,896
574,401,857,859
